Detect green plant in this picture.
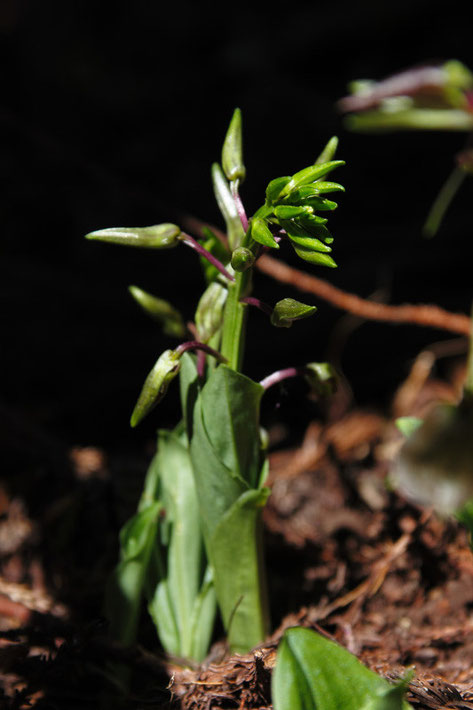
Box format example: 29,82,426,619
272,627,412,710
86,110,344,660
339,59,473,235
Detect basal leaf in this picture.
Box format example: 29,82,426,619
209,487,270,654
272,628,412,710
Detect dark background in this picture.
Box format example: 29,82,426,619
2,0,473,456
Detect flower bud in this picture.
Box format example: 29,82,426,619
85,223,181,249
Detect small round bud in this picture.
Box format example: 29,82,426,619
231,247,255,272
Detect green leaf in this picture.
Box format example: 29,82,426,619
271,298,317,327
128,286,186,338
209,487,270,654
130,349,181,427
266,176,292,205
251,217,280,248
179,352,200,440
279,161,345,198
395,416,423,437
147,430,216,660
211,162,245,250
272,627,412,710
292,244,337,268
222,107,246,182
105,502,161,646
85,223,181,248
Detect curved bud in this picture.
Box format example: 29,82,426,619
130,350,181,427
128,286,186,338
222,108,246,182
251,218,279,248
85,223,181,249
271,298,317,328
265,176,292,205
315,136,339,164
304,362,338,397
231,247,255,272
195,281,228,343
279,161,345,198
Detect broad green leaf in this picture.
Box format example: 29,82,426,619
85,223,181,248
128,286,186,338
211,162,245,250
251,217,280,248
105,502,161,646
179,352,199,439
197,365,264,491
130,349,181,427
209,487,270,654
272,627,412,710
195,281,227,343
222,108,246,182
292,244,337,268
271,298,317,328
279,161,345,198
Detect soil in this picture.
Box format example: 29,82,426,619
2,347,473,709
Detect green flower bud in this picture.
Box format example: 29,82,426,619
128,286,186,338
304,362,338,397
251,218,279,248
130,349,181,427
85,223,181,249
222,108,246,182
270,298,317,328
231,247,255,272
195,281,227,343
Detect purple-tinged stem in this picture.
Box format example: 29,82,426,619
259,366,304,391
240,296,273,317
176,340,227,363
197,348,207,378
180,233,235,281
231,180,248,232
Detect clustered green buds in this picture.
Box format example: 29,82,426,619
249,148,345,268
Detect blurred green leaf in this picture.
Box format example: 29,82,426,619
304,362,338,397
395,416,423,437
272,627,412,710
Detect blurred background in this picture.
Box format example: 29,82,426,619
2,0,473,456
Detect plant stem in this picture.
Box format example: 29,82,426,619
220,267,252,371
181,233,235,281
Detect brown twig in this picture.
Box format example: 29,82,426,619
256,254,471,336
